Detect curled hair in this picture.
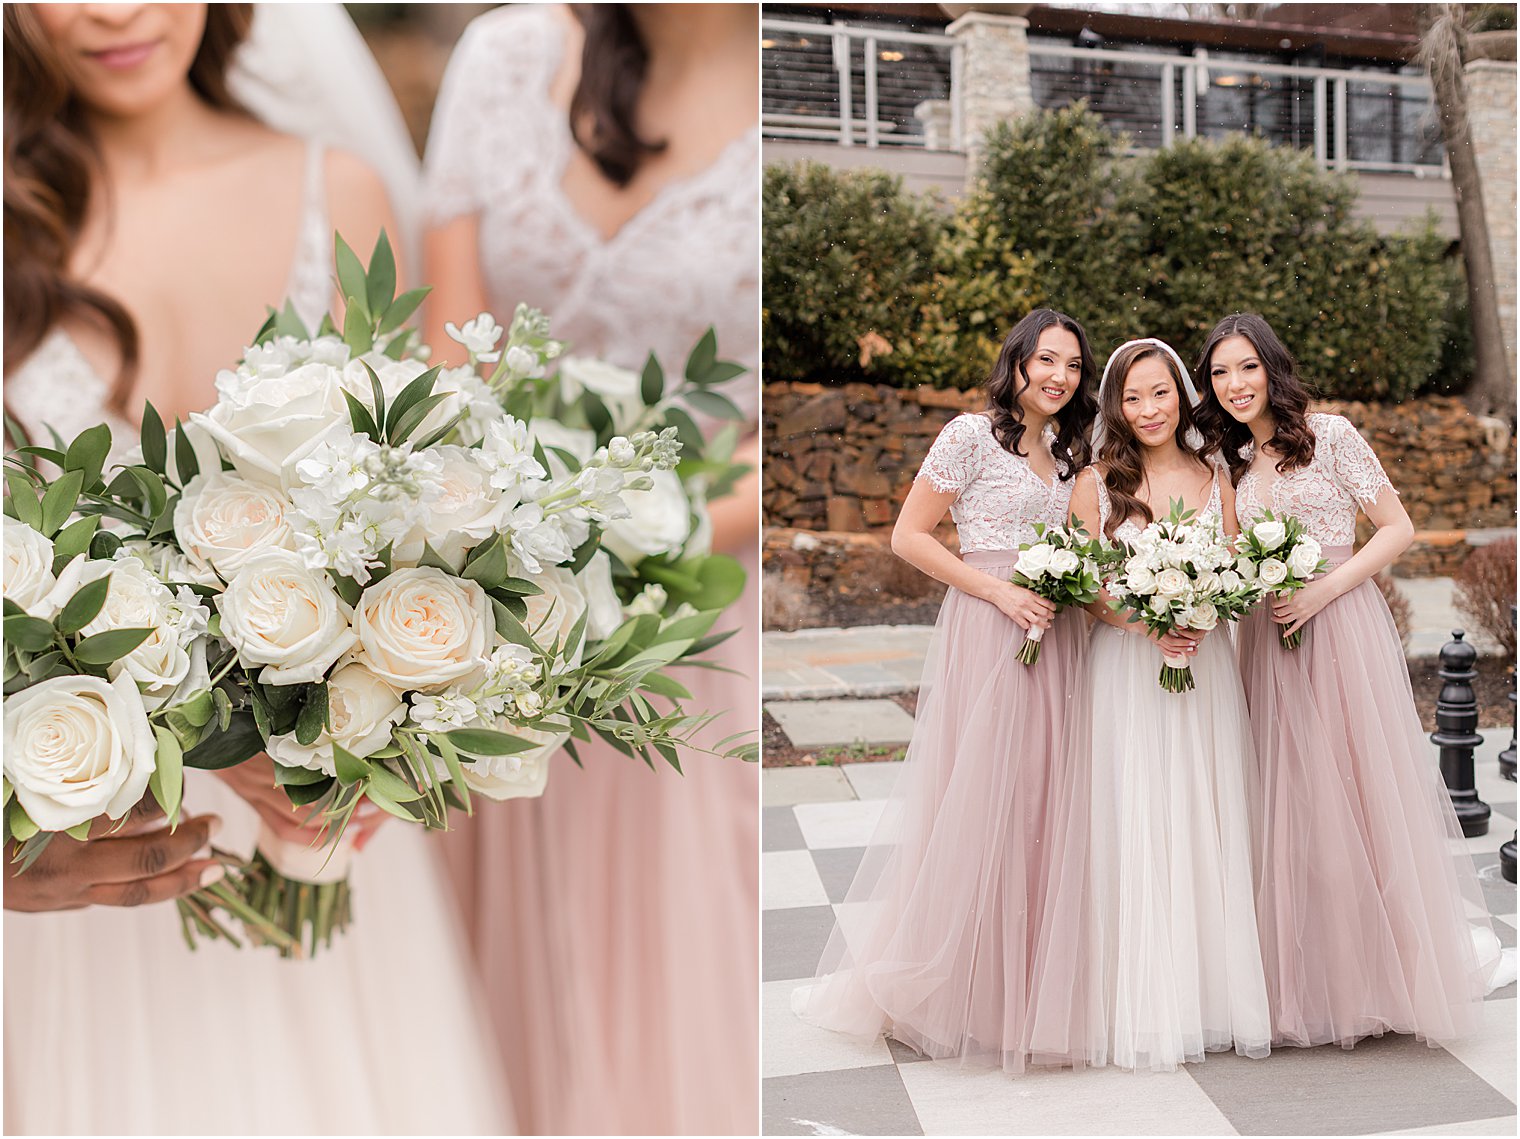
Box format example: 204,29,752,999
984,308,1097,480
1094,342,1208,540
1192,313,1316,485
570,5,667,187
3,4,252,415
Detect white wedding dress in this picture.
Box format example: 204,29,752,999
4,135,511,1135
1085,472,1273,1071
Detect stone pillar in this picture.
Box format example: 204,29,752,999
945,11,1035,176
1464,53,1517,371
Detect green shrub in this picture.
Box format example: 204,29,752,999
761,161,942,383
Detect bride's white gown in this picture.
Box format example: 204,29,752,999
3,141,511,1136
1085,473,1273,1071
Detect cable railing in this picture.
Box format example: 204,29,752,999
761,16,1448,177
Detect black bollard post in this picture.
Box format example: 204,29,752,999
1500,606,1516,884
1431,630,1491,838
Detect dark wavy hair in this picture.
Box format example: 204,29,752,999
1094,341,1209,540
984,309,1097,480
570,5,667,187
1192,313,1316,485
3,4,253,416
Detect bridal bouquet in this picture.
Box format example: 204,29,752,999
1233,511,1327,649
1105,501,1261,693
3,232,755,955
1010,520,1116,665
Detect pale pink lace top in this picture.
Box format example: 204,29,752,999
1235,413,1397,547
918,413,1075,553
422,6,760,426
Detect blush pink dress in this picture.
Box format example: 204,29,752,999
422,7,759,1134
1234,413,1488,1048
793,413,1094,1072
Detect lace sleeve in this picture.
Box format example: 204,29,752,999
1319,414,1398,508
421,19,494,225
918,414,983,495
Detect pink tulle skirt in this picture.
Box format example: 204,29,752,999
1237,547,1487,1049
794,550,1093,1072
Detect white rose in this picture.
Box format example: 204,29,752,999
3,672,156,832
521,566,591,668
1016,544,1054,579
602,470,693,566
1258,558,1289,587
220,548,357,685
1188,600,1220,631
77,557,196,707
559,357,644,432
459,722,566,801
1048,548,1080,577
1154,567,1190,598
1287,543,1321,579
4,515,58,617
354,567,491,693
1126,564,1156,594
397,447,511,569
1220,569,1243,592
267,662,406,776
1251,520,1287,551
1194,570,1222,596
192,362,352,489
1236,557,1259,583
528,421,597,479
577,551,625,641
173,471,298,580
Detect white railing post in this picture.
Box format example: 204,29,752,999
865,35,880,148
1183,59,1199,139
1162,62,1175,146
1333,77,1348,169
950,42,965,152
833,27,853,146
1313,75,1328,166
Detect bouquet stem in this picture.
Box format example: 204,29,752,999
241,850,353,958
1159,652,1195,694
1280,626,1305,650
1015,624,1045,666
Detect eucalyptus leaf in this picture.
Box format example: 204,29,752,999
443,728,541,757
364,783,423,822
139,402,168,474
385,368,441,433
683,389,743,421
640,353,664,404
173,421,200,483
39,469,85,537
334,233,369,323
56,574,111,635
365,229,397,317
73,627,153,666
342,390,380,441
343,297,372,356
51,515,99,562
63,425,110,490
332,743,371,786
3,614,54,653
695,360,747,387
149,724,184,821
4,471,43,530
365,761,425,804
378,286,431,335
295,683,330,747
683,328,717,383
387,391,452,446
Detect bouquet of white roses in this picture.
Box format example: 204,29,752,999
3,232,755,956
1234,510,1327,650
1105,500,1261,693
1010,519,1117,665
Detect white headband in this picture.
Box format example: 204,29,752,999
1093,337,1204,452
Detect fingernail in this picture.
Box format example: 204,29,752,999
200,864,226,889
206,815,223,841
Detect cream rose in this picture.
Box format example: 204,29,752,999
1251,520,1287,551
1016,544,1054,579
1258,558,1289,587
1187,600,1220,631
1048,548,1081,577
267,662,407,775
1126,565,1157,594
4,515,58,617
220,548,357,685
523,567,591,668
191,362,352,489
174,471,298,581
601,469,693,566
558,357,644,432
4,672,156,832
354,567,491,693
398,447,511,569
77,557,200,707
577,552,625,641
459,722,566,801
1286,543,1322,579
1154,567,1190,598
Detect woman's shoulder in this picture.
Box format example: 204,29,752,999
454,4,566,76
1306,411,1351,438
938,411,993,443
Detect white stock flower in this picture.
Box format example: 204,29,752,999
268,662,407,776
174,472,299,581
1154,567,1190,598
437,366,507,445
625,583,668,618
507,503,576,575
220,548,357,685
459,722,566,801
409,691,482,736
1286,543,1321,579
1258,558,1289,587
444,313,504,363
601,469,693,566
354,567,491,693
193,362,352,489
559,357,644,432
1251,519,1287,551
398,446,511,569
4,672,156,831
4,516,58,617
479,417,547,497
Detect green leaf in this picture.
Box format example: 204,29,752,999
683,390,743,421
50,514,100,563
330,572,362,607
139,402,168,475
149,724,184,821
385,367,440,430
683,328,717,383
365,229,397,317
387,391,452,446
63,424,111,489
173,421,200,483
687,554,748,611
73,627,153,665
661,406,705,453
566,527,601,575
491,596,534,644
361,361,388,430
126,465,168,520
56,574,112,635
39,469,85,536
332,743,371,785
3,614,55,653
334,233,369,324
88,529,123,561
378,286,431,335
286,777,335,806
22,650,67,682
4,471,43,530
213,686,233,731
640,353,664,405
341,390,380,441
294,683,329,747
7,801,39,842
343,295,372,356
366,761,424,803
418,542,457,573
431,735,472,812
273,299,312,341
695,360,747,387
637,671,694,701
461,532,509,590
492,576,544,598
364,783,422,822
443,728,542,757
252,308,279,345
273,763,331,786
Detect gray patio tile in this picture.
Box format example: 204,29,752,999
842,760,906,802
764,904,836,983
811,846,866,904
766,698,917,749
764,1064,923,1136
764,805,805,853
764,765,856,807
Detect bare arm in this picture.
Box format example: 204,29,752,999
326,150,403,291
421,214,489,369
1272,486,1413,635
890,477,1054,633
707,433,761,554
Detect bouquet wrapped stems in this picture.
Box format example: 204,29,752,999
1157,649,1197,694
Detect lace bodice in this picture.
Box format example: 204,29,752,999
1094,466,1223,546
1235,414,1396,547
7,141,333,456
918,414,1075,553
422,6,759,428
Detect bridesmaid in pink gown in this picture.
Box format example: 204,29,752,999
794,310,1098,1072
1194,313,1488,1049
421,6,759,1134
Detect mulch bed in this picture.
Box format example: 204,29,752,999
763,657,1512,768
